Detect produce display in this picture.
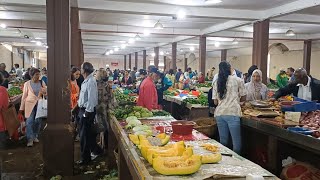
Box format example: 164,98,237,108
182,94,208,106
151,110,171,116
267,83,279,89
300,110,320,138
7,86,23,97
127,132,222,176
113,106,153,119
114,89,136,105
195,82,212,88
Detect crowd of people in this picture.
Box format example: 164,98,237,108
1,60,320,161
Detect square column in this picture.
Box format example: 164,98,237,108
143,50,147,69
154,47,159,68
164,56,167,72
303,40,312,74
221,49,227,61
199,36,206,73
71,7,84,68
135,52,138,69
252,19,270,84
172,42,177,70
129,54,132,70
124,55,127,70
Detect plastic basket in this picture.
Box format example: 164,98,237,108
281,97,317,112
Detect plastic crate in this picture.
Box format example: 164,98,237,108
281,97,317,112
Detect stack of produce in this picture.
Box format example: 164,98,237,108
127,134,222,176
7,86,23,97
300,110,320,138
113,106,153,119
196,82,211,88
182,94,208,106
163,88,180,96
114,89,136,105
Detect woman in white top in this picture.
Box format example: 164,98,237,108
212,61,246,154
245,69,268,101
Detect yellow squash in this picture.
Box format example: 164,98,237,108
152,155,201,175
129,134,140,145
201,153,222,164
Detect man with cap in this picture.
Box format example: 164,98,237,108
137,67,159,110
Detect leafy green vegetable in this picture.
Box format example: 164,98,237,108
8,87,22,97
151,110,170,116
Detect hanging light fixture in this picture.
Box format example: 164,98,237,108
190,47,195,51
154,20,164,30
121,44,127,49
214,41,220,47
114,47,119,52
151,52,156,57
144,29,150,36
135,34,141,40
285,29,295,36
109,50,114,54
0,23,7,29
204,0,222,4
232,38,239,45
105,52,110,55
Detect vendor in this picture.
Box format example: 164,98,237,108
245,69,268,101
274,68,320,102
121,70,133,86
198,72,205,83
156,71,172,107
276,70,288,88
137,68,159,110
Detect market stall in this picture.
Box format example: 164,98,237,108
107,113,278,180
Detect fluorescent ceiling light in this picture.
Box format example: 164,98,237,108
214,41,220,47
121,44,127,49
35,37,43,40
285,29,295,36
128,38,135,44
109,50,114,54
160,51,164,56
205,0,222,4
114,47,119,52
180,49,183,52
177,10,186,19
36,41,42,46
165,51,169,55
45,45,49,49
135,34,141,40
151,52,156,57
30,40,37,43
190,47,195,51
0,23,6,29
154,20,164,30
144,29,150,36
105,52,110,55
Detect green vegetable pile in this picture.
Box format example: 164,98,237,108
267,83,279,89
151,110,170,116
114,90,136,105
196,82,212,88
113,106,153,119
182,94,208,106
8,87,23,97
99,169,118,180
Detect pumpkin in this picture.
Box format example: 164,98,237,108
201,153,222,164
129,134,140,145
152,155,201,175
182,147,193,158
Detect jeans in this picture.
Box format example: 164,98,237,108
79,108,102,162
216,115,242,154
26,105,41,142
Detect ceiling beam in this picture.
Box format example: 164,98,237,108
272,14,320,25
78,0,261,20
201,20,250,35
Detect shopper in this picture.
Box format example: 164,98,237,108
96,68,109,150
245,65,258,83
276,70,288,88
166,69,175,87
137,67,159,110
212,67,243,85
287,67,295,83
156,71,172,107
77,62,102,165
208,67,216,81
175,69,183,88
121,70,133,86
0,74,9,135
23,68,31,81
245,69,268,101
136,69,147,94
69,67,81,141
14,64,23,78
130,67,137,82
0,63,10,88
19,68,46,147
212,61,246,154
41,68,48,85
198,72,205,83
274,68,320,102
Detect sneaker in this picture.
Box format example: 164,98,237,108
27,141,33,147
43,123,48,131
33,138,40,143
91,153,98,161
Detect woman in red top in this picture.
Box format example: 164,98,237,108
0,74,9,133
137,68,159,110
198,72,205,83
69,67,80,110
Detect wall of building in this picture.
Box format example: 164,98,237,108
0,45,13,70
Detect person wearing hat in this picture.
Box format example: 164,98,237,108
137,67,159,110
276,69,288,88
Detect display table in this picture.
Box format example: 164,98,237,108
163,95,208,120
241,117,320,175
107,114,278,180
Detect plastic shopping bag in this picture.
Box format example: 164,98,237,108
36,98,47,119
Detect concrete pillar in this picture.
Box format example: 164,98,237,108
143,50,146,69
44,0,73,176
154,47,159,68
172,42,177,70
129,54,132,70
199,36,206,73
221,49,227,61
252,19,270,84
71,7,84,68
164,56,167,72
303,40,312,74
135,52,138,69
124,55,127,70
